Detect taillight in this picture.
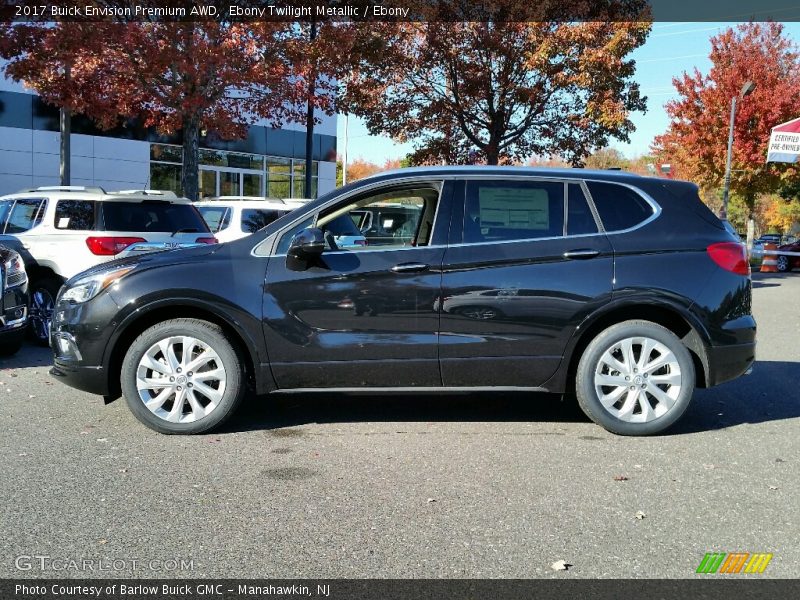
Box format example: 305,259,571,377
86,236,146,256
195,236,218,244
707,242,750,276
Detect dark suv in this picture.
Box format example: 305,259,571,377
49,168,756,436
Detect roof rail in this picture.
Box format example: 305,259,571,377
211,195,286,203
18,185,106,194
111,189,179,198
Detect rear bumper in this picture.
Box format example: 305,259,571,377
50,360,110,396
706,342,756,387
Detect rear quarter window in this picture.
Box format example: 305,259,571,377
197,206,232,233
101,201,210,233
55,199,96,230
4,198,46,233
241,209,289,234
585,181,654,232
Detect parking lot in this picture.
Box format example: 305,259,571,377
0,271,798,579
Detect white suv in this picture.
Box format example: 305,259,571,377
0,186,217,343
195,198,296,244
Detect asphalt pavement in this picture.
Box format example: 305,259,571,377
0,271,798,579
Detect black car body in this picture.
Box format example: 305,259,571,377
49,167,756,435
0,243,29,355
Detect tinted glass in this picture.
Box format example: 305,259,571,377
5,199,45,233
465,181,564,243
324,214,363,237
0,200,12,230
55,200,96,230
241,209,289,234
275,215,314,254
197,206,232,233
567,184,598,235
586,181,653,231
101,201,210,233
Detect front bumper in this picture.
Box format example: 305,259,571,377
706,342,756,387
50,361,110,396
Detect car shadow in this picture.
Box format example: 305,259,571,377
0,341,52,370
751,272,795,289
221,360,800,436
223,389,591,433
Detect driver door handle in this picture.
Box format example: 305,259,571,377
391,262,430,273
563,249,600,260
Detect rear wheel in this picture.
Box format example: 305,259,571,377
776,255,790,272
120,318,246,434
28,277,62,346
575,320,695,436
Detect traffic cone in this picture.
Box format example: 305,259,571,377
761,243,779,272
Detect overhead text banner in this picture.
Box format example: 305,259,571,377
3,0,800,22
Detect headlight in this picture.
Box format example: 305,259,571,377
61,266,136,304
3,252,27,289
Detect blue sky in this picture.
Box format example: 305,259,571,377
338,22,800,164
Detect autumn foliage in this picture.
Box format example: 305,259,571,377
344,2,651,165
653,22,800,215
0,17,349,199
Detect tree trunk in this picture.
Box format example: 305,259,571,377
305,20,317,198
485,146,500,165
182,118,200,201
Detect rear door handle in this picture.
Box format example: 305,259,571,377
563,249,600,260
391,262,430,273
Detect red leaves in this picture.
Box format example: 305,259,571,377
653,23,800,197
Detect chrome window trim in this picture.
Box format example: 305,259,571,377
251,173,662,256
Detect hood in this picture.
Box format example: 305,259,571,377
66,243,221,286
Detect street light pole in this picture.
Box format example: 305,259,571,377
720,80,755,221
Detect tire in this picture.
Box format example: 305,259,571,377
776,255,789,272
28,277,62,346
575,320,695,436
0,331,25,356
120,318,246,434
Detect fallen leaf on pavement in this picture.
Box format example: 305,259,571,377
551,560,571,571
635,511,646,520
613,475,629,481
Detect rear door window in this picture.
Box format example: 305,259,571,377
197,206,232,233
241,209,289,234
5,198,46,233
101,201,210,233
464,180,564,243
54,199,96,230
585,181,654,231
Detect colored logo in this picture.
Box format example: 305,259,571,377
696,552,773,574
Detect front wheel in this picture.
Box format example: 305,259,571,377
575,320,695,436
120,318,246,434
776,255,790,272
28,277,62,346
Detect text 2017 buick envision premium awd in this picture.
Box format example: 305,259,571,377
49,167,755,436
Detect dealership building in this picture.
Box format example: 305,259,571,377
0,68,338,198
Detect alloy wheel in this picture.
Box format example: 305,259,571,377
29,288,54,342
593,336,682,423
136,336,227,423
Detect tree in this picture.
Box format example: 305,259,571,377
344,3,650,166
584,148,628,170
652,22,800,220
0,18,336,200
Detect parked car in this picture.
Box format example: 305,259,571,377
351,203,423,246
775,239,800,272
196,199,295,244
0,244,29,356
0,186,216,344
50,167,755,436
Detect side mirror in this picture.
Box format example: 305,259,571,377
286,227,325,270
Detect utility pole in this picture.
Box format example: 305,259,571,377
720,80,756,221
60,63,71,186
304,20,317,199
